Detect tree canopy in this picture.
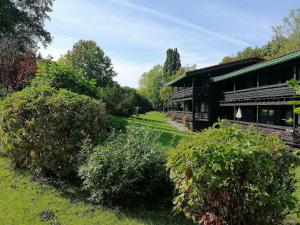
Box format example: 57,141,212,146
221,9,300,63
0,0,53,93
163,48,181,81
61,40,117,87
139,65,164,109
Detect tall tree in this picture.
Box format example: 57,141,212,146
139,65,164,110
0,0,53,92
61,40,117,87
163,48,181,81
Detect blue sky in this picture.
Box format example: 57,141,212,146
40,0,299,88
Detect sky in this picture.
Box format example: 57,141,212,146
40,0,300,88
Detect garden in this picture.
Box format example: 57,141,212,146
1,1,300,224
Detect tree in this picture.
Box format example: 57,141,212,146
0,0,53,93
159,65,196,108
139,65,164,110
163,48,181,81
61,40,117,87
220,9,300,63
0,0,53,46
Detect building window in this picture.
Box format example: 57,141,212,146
260,109,275,124
200,102,208,113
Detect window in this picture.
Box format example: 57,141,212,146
200,102,208,113
259,109,275,124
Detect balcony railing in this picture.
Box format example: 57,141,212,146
228,120,299,146
222,83,295,102
171,87,193,100
168,111,208,121
171,86,209,100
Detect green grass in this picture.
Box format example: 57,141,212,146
0,111,192,225
112,111,190,146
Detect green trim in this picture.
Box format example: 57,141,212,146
212,51,300,83
166,58,263,86
166,73,187,86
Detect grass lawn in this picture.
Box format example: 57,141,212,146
112,111,191,146
0,111,192,225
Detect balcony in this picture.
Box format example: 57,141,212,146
168,111,208,121
228,120,299,146
221,83,296,105
171,86,209,100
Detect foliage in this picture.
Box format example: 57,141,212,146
79,126,169,205
167,122,298,225
0,85,108,178
32,60,99,98
139,65,164,109
61,40,116,87
98,84,152,116
163,48,181,81
0,0,53,92
0,0,53,45
221,9,300,63
159,66,197,106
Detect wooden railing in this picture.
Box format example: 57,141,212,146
171,87,193,100
168,111,208,121
171,86,209,100
228,120,299,146
222,83,295,102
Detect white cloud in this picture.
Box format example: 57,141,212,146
110,0,250,47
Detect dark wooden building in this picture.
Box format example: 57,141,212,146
167,51,300,147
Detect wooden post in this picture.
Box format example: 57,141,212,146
256,73,259,131
293,65,297,146
233,80,236,121
192,78,196,131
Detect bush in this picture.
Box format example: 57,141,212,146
79,126,169,205
98,84,152,116
0,85,108,178
167,122,298,225
32,60,99,98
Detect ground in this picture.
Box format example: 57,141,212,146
0,112,192,225
0,112,299,224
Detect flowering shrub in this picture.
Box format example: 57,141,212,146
167,122,298,225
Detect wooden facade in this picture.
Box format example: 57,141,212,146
167,51,300,147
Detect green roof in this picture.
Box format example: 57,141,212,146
212,51,300,83
166,57,263,86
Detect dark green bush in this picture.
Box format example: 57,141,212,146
32,60,99,98
0,85,108,178
79,126,168,205
98,84,152,116
167,122,298,225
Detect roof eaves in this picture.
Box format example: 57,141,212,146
211,50,300,83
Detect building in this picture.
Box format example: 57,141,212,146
167,51,300,147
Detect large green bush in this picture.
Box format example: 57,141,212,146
32,60,99,98
79,126,168,205
167,122,298,225
0,85,108,178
